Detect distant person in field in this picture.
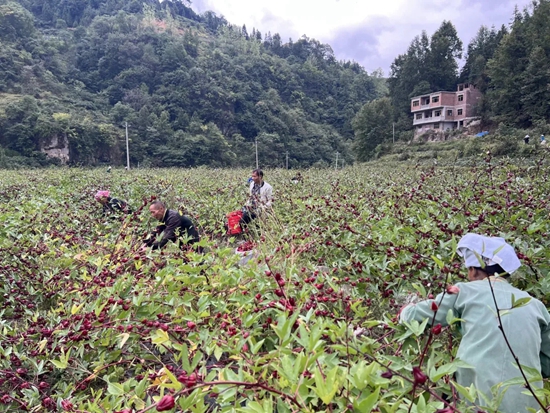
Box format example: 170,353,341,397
94,190,131,215
240,169,273,226
141,200,201,252
399,233,550,413
541,135,546,145
524,134,530,144
291,172,303,184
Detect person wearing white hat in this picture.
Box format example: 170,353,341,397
400,233,550,413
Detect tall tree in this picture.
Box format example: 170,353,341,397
427,21,462,91
460,25,507,89
520,46,550,122
388,21,462,138
352,97,393,161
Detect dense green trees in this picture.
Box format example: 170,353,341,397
372,1,550,150
387,21,463,137
352,97,393,161
485,1,550,126
0,0,385,167
2,0,550,167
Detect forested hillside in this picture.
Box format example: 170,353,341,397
350,0,550,161
0,0,387,167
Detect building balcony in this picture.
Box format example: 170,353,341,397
411,103,444,113
413,115,446,125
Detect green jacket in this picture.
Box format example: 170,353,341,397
400,278,550,413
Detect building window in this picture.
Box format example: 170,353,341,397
413,100,419,107
422,97,430,105
457,109,463,115
415,113,422,119
432,96,439,103
434,110,441,116
447,109,453,116
434,123,440,129
458,84,464,91
425,111,432,118
458,95,464,102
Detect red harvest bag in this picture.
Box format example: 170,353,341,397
227,210,243,235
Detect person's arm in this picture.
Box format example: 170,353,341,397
539,305,550,378
112,198,131,213
399,287,460,327
142,223,163,247
181,216,200,244
262,185,273,208
151,213,179,250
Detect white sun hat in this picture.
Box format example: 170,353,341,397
456,233,521,274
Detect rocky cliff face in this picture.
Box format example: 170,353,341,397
41,134,69,164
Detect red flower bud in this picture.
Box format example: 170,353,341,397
61,400,74,411
381,370,393,379
412,366,428,385
1,395,12,404
432,324,442,335
431,301,438,311
187,321,196,329
156,394,175,411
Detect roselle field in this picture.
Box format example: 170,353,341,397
2,157,550,413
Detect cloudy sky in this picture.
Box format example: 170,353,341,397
190,0,533,75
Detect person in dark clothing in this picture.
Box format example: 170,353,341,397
95,190,131,215
141,201,201,251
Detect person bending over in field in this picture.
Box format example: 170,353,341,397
140,200,201,252
94,190,131,216
240,169,273,227
399,233,550,413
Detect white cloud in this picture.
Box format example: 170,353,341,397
190,0,534,74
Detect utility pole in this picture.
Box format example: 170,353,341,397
125,122,130,170
255,136,259,169
335,151,339,170
285,151,289,170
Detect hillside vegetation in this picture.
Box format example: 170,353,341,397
0,0,386,167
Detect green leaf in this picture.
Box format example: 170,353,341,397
431,255,444,270
511,295,532,309
107,382,125,396
430,362,458,381
451,380,477,402
150,329,171,346
311,366,341,405
250,339,265,355
354,386,379,412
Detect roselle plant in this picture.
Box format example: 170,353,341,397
1,159,550,412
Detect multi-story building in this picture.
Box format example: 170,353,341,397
410,83,482,135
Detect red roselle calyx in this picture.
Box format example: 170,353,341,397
431,301,438,311
432,324,442,335
412,366,428,385
381,370,393,379
156,394,175,411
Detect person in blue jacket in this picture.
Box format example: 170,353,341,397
400,233,550,413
